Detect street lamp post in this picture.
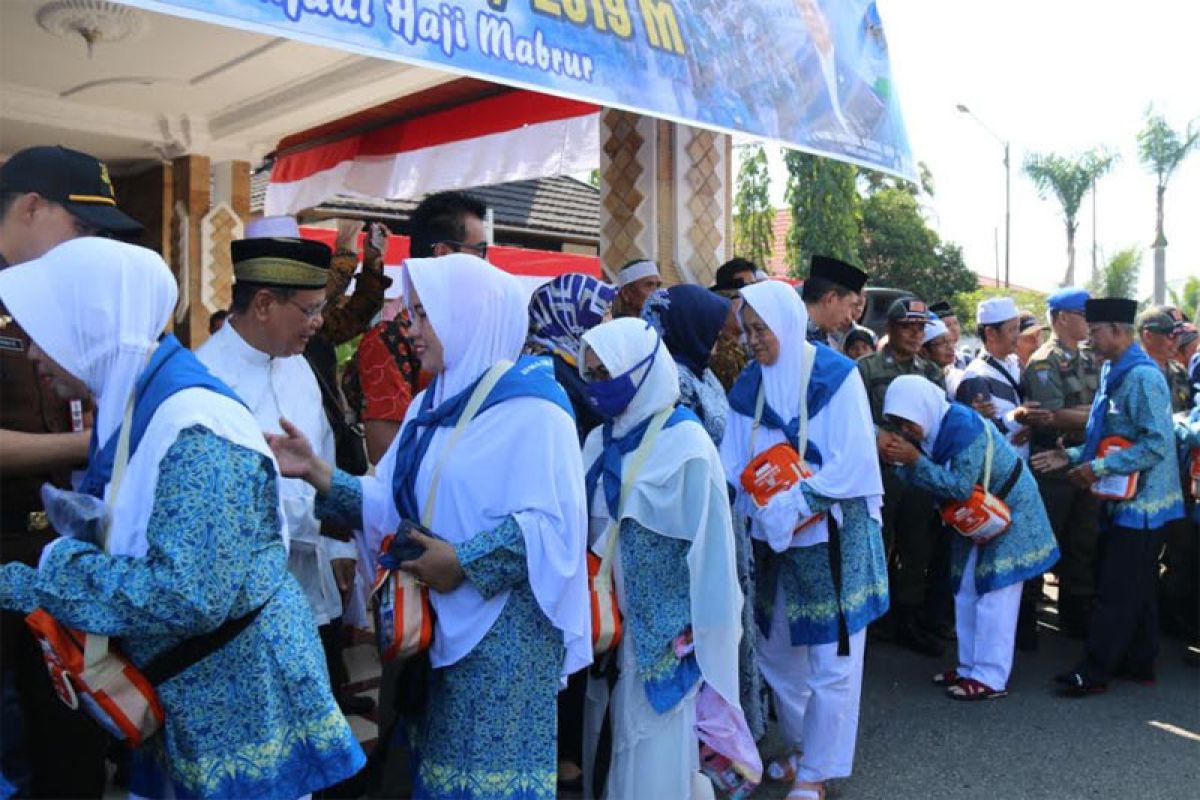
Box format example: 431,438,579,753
957,104,1010,288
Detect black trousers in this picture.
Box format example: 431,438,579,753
319,617,349,695
1082,526,1163,683
881,469,939,609
1159,512,1199,639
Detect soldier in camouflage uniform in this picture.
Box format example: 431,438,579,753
860,298,946,655
1021,288,1100,638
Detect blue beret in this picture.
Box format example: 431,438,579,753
1047,287,1089,313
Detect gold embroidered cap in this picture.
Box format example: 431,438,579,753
231,237,331,289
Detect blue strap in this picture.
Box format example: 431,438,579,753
584,405,699,519
390,355,573,521
80,335,245,498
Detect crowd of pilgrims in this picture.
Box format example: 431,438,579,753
1,179,1198,800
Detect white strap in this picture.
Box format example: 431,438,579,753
751,341,813,457
420,360,512,528
981,423,995,498
596,406,674,588
90,344,158,665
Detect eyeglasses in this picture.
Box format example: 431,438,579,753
285,298,327,320
438,240,488,259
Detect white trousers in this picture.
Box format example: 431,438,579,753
955,546,1022,690
756,587,866,784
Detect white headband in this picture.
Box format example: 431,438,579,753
618,259,659,287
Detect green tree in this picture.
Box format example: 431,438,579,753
858,185,977,303
783,150,860,278
1136,109,1199,303
1088,246,1142,300
732,144,775,268
1168,274,1200,318
1023,148,1117,287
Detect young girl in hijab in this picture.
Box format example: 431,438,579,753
881,375,1059,700
0,238,364,799
526,272,617,444
270,253,590,800
720,281,889,800
579,318,744,800
641,284,733,445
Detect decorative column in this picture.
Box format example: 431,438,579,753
198,160,249,344
598,112,731,286
170,154,209,348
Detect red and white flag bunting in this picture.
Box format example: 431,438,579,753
266,91,600,216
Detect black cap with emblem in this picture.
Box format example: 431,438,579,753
231,237,332,289
0,146,143,235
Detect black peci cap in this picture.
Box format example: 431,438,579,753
928,300,956,319
1085,298,1138,324
231,237,332,289
0,146,142,234
809,255,868,293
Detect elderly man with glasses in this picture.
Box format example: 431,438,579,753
196,236,362,713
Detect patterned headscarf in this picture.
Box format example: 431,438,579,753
527,273,617,362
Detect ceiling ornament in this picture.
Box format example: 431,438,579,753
36,0,148,59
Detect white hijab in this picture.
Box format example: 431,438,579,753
0,238,282,558
364,254,590,675
404,253,527,402
580,319,742,710
739,280,809,422
883,374,951,456
0,237,174,446
579,317,680,436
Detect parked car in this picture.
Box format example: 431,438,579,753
859,287,914,335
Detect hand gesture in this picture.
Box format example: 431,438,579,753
1066,462,1098,490
399,529,466,593
334,219,365,253
1030,446,1069,474
879,432,920,466
265,418,317,479
971,395,997,419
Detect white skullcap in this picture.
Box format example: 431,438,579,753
618,259,659,287
244,215,300,239
977,296,1019,325
923,318,949,345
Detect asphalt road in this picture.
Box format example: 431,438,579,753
755,620,1200,800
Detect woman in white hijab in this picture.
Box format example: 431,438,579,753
270,253,590,800
578,318,743,800
719,280,888,800
0,238,364,799
881,375,1058,700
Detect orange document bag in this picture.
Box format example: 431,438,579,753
1090,436,1139,501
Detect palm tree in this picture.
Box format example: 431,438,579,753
1136,109,1199,303
1023,149,1116,287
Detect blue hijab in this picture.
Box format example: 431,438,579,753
928,403,986,464
641,285,731,378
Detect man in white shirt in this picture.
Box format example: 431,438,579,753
956,297,1048,461
196,236,361,709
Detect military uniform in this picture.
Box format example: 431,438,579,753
1022,335,1101,636
859,346,945,653
1166,359,1193,414
1160,357,1197,639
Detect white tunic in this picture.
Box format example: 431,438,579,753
196,322,354,626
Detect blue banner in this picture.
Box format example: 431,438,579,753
120,0,915,179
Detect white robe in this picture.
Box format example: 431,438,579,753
196,322,354,626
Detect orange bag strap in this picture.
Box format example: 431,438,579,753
751,341,813,456
594,406,672,592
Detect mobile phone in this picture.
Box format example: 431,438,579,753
366,221,388,254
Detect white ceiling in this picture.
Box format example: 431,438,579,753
0,0,453,171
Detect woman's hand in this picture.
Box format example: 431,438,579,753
878,432,920,466
1066,462,1098,490
265,418,333,494
399,529,466,593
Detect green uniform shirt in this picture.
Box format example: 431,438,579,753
1165,360,1192,414
857,347,944,425
1022,336,1099,452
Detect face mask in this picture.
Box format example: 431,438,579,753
584,337,660,419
